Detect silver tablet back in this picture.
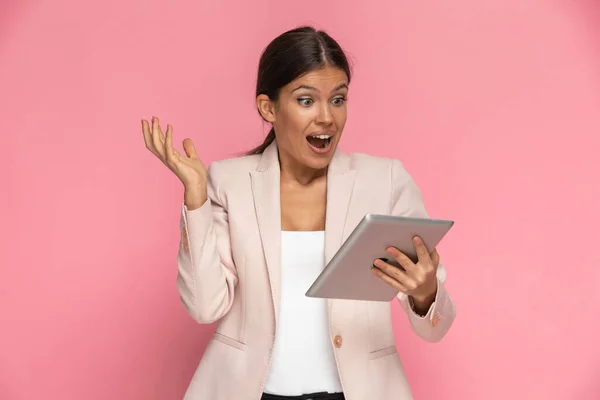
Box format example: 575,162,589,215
305,214,454,302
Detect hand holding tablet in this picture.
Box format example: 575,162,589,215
305,214,454,302
371,235,440,311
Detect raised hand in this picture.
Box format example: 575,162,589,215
142,116,208,190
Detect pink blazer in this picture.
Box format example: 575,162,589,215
177,141,456,400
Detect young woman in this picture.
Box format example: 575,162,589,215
142,26,456,400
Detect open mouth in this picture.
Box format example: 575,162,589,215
306,134,333,151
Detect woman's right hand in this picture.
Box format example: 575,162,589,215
142,117,208,207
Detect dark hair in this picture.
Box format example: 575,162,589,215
246,26,352,155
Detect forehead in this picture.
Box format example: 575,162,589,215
286,66,349,92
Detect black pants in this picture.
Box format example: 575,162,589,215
261,392,345,400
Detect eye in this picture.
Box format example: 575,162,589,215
331,96,347,106
297,97,313,107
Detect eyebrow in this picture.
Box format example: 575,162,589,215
292,83,349,93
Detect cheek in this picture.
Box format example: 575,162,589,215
333,107,348,126
278,106,314,134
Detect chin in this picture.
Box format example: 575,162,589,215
304,157,333,171
302,146,338,170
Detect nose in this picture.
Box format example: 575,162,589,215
315,102,333,125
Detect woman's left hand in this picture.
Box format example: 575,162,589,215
372,236,439,311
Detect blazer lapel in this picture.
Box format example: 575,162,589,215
250,141,282,328
325,149,356,316
325,149,356,264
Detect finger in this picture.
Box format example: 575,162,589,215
413,236,432,264
386,247,416,271
141,119,155,152
164,124,177,165
430,249,440,266
371,267,409,293
152,116,166,159
183,138,199,159
152,116,165,142
373,258,414,287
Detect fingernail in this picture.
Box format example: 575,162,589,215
413,237,420,244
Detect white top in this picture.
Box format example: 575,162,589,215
263,231,343,396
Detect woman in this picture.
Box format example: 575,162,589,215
142,26,455,400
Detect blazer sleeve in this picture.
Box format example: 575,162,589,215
176,163,238,324
390,159,456,343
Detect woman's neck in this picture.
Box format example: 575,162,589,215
278,152,327,186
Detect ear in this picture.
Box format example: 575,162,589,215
256,94,276,124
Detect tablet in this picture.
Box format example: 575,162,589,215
305,214,454,302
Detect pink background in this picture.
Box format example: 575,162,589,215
1,0,599,399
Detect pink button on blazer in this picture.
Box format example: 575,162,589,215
177,140,456,400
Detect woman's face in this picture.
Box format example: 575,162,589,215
259,66,349,172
